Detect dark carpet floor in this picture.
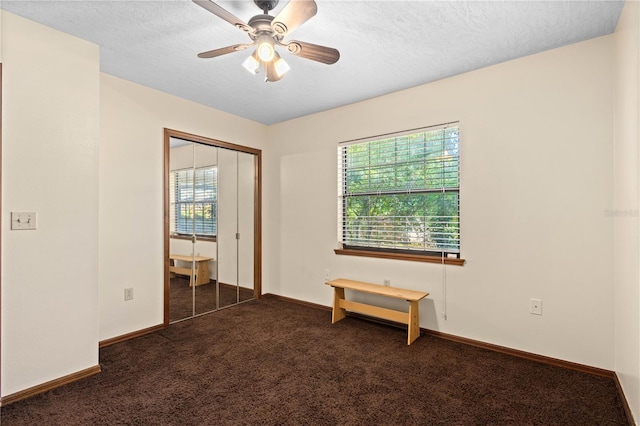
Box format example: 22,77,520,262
0,297,629,425
170,277,255,322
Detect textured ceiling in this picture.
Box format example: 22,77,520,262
1,1,625,125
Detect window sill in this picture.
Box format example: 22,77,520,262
170,234,217,243
334,248,465,266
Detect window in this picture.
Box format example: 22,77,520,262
170,166,217,237
337,123,460,263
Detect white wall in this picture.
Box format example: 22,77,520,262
266,35,615,369
613,1,640,422
99,74,265,341
1,12,100,396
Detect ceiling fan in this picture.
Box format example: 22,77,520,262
193,0,340,82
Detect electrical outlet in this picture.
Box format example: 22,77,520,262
530,298,542,315
124,288,134,301
383,279,391,287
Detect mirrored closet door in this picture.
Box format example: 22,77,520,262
164,129,261,324
214,148,256,312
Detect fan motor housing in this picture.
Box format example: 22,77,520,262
248,14,276,36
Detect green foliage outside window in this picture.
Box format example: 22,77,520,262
339,126,460,255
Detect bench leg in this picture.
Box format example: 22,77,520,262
189,267,195,287
194,260,210,286
332,287,347,323
407,301,420,345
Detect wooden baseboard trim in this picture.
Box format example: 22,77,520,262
613,372,637,426
422,328,614,378
263,293,332,312
99,323,165,348
0,365,101,407
219,282,254,293
267,293,616,379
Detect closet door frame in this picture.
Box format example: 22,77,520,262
163,128,262,327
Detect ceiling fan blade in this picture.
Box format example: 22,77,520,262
285,40,340,65
193,0,253,33
197,43,253,59
271,0,317,37
264,60,284,82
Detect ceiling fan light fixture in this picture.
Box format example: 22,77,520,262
273,52,290,78
256,37,275,62
242,50,260,74
194,0,340,83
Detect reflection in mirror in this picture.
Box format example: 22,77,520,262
217,148,239,310
237,151,255,303
168,139,196,322
169,139,219,321
193,142,219,315
166,133,259,324
217,149,256,308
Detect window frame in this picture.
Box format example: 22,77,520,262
170,165,218,240
335,122,464,266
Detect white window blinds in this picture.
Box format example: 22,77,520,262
338,123,460,256
170,166,218,236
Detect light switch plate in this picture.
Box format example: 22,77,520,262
11,212,37,230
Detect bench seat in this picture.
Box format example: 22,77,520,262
169,254,214,286
325,278,429,345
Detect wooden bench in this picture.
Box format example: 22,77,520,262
325,278,429,345
169,254,214,287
